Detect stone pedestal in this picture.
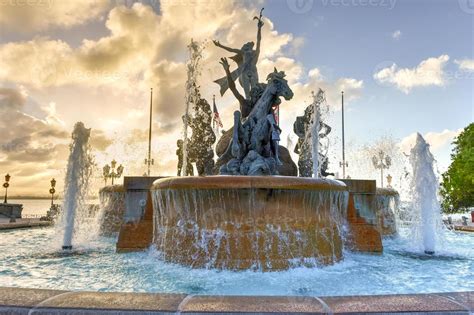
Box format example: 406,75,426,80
0,203,23,219
340,179,383,253
375,187,399,236
116,176,164,253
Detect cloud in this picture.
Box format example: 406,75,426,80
455,59,474,72
0,87,27,109
0,0,365,195
0,4,159,88
373,55,450,93
0,88,69,160
0,0,109,32
391,30,402,40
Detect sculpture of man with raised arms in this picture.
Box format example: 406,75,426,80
213,8,264,99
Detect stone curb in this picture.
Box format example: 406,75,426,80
0,288,472,314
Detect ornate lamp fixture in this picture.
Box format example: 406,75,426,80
3,174,10,204
49,178,56,206
103,160,124,186
372,150,391,188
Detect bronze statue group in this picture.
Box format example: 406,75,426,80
177,8,334,178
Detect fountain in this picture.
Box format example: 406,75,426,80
2,7,473,312
310,91,321,179
60,122,92,250
293,89,333,178
409,133,442,255
77,8,395,270
147,10,372,270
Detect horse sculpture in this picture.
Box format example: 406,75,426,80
218,68,294,175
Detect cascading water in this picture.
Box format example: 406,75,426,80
302,89,329,178
60,122,93,250
409,133,442,254
151,177,349,271
97,185,125,236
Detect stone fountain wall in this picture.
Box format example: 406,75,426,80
0,203,23,219
116,176,164,252
375,187,399,236
152,176,348,271
341,179,383,253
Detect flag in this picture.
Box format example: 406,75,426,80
212,96,223,128
272,104,280,126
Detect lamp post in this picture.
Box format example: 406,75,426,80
3,174,10,204
372,150,391,187
49,178,56,206
103,160,124,186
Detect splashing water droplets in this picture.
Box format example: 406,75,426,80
408,133,444,255
57,122,94,250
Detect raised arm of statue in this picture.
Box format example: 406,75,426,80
255,20,263,60
213,40,240,54
254,8,264,60
220,57,246,105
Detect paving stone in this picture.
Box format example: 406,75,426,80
321,293,468,314
179,295,328,313
35,291,186,313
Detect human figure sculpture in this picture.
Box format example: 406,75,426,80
266,113,282,166
217,68,293,175
213,8,264,99
219,57,264,118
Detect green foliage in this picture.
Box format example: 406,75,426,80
440,123,474,213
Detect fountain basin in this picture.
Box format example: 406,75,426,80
151,176,348,271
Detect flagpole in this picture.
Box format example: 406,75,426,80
341,91,346,179
145,88,154,176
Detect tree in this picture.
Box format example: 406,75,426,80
440,123,474,213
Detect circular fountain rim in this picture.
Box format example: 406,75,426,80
152,175,348,191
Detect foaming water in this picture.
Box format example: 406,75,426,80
0,226,472,295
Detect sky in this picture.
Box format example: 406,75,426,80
0,0,472,196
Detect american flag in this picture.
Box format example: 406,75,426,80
212,95,223,128
272,104,280,126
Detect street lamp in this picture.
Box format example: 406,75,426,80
103,160,124,186
49,178,56,206
372,150,391,188
3,174,10,204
